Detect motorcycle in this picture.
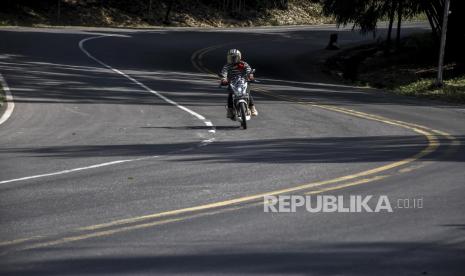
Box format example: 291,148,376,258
219,69,257,130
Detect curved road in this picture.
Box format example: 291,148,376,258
1,24,464,275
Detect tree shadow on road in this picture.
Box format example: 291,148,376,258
141,125,240,131
1,135,463,163
1,240,464,275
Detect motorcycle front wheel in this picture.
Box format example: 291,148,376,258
240,102,247,129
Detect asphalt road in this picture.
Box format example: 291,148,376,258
0,23,464,275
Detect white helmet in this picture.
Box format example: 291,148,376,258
227,49,241,64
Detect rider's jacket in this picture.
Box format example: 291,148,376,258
220,61,252,82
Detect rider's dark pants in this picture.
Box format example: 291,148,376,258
227,87,255,108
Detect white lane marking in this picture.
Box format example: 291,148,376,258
80,36,216,139
0,73,15,126
204,120,216,133
79,36,216,142
79,36,208,121
0,157,153,185
0,36,216,185
201,138,215,145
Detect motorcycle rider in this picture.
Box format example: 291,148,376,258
220,49,258,118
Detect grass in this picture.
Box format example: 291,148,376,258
397,77,465,103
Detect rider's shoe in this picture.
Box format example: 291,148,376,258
250,105,258,116
226,108,234,118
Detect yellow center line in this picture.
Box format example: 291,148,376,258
1,205,247,255
305,175,390,195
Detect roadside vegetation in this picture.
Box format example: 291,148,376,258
324,33,465,103
397,77,465,102
2,0,464,103
1,0,332,27
320,0,464,103
325,33,465,103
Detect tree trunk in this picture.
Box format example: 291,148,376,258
164,0,175,24
436,0,451,86
425,8,439,37
430,0,443,36
56,0,61,24
386,2,396,52
396,1,403,49
421,0,441,38
148,0,152,19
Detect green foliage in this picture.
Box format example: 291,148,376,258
0,0,331,27
3,0,292,15
397,77,465,102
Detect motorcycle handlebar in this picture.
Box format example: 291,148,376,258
218,79,259,87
